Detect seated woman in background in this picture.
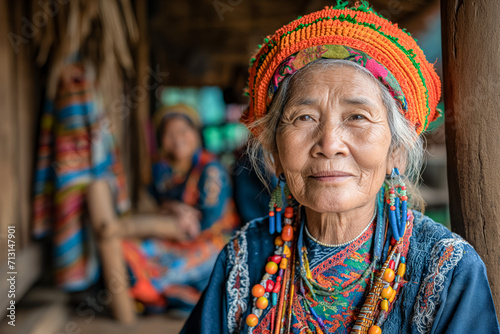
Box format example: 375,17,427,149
122,104,239,314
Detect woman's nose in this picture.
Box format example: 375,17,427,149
310,123,349,159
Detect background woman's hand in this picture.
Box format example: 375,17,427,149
161,200,201,239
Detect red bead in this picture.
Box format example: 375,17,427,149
269,211,275,217
401,186,406,190
281,225,294,242
276,207,282,212
276,276,282,282
390,206,396,211
390,237,397,245
272,281,281,293
390,189,395,194
284,206,293,218
265,261,278,274
401,196,408,201
252,284,265,297
270,255,282,263
246,314,258,327
386,199,391,204
389,260,395,270
265,280,275,292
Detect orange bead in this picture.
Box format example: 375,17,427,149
368,325,382,334
381,286,393,299
246,314,259,327
252,284,265,298
265,261,278,274
274,236,284,246
256,296,268,309
383,268,395,283
281,225,294,241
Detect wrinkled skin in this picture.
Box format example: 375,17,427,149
274,65,396,244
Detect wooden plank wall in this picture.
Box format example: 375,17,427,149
0,0,40,265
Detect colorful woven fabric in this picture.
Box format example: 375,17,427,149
33,63,130,291
241,1,441,136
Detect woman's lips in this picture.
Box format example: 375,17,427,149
309,171,354,182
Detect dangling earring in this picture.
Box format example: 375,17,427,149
384,168,408,241
268,174,294,235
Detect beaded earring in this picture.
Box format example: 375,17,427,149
268,174,293,234
385,168,408,242
246,175,296,329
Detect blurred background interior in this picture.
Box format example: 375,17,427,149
0,0,446,333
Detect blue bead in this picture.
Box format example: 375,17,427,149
272,293,277,306
388,208,400,240
269,214,275,234
395,197,401,222
276,210,282,233
400,201,407,235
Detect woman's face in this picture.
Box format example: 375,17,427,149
275,65,394,214
161,116,200,162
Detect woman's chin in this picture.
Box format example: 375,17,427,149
298,187,367,214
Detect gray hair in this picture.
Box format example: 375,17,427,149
246,58,426,211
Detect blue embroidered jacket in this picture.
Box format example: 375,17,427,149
181,211,500,333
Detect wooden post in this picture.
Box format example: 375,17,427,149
441,0,500,317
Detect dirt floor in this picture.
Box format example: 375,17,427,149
69,313,187,334
0,285,188,334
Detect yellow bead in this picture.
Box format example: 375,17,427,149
265,261,278,274
279,258,288,269
389,288,397,303
368,325,382,334
380,299,389,311
246,314,259,327
275,236,284,246
283,245,291,258
256,296,269,309
381,286,393,299
398,263,406,277
383,268,395,282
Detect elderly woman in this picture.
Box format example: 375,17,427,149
122,104,239,313
182,3,499,333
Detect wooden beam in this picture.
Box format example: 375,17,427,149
441,0,500,317
0,0,17,264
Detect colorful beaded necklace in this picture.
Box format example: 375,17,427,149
246,169,410,334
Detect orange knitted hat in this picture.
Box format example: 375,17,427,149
241,1,441,137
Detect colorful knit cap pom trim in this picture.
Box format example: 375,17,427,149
241,0,442,137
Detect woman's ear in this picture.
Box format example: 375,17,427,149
271,150,284,176
386,147,407,175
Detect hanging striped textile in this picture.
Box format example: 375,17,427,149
33,63,130,291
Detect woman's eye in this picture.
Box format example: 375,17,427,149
297,115,313,122
349,114,366,121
